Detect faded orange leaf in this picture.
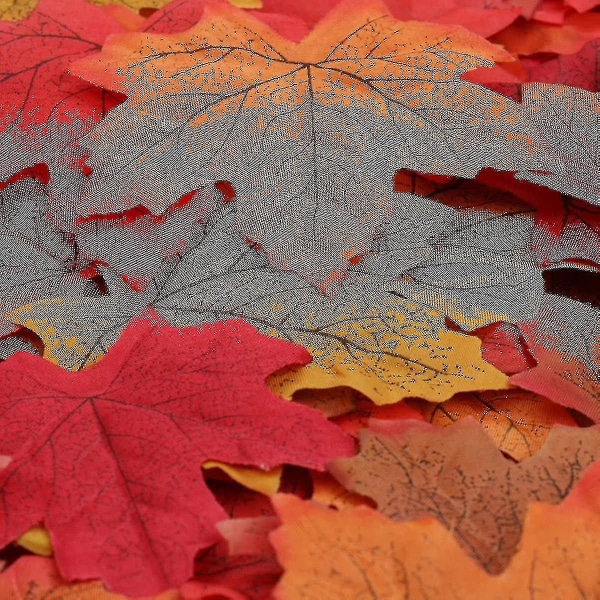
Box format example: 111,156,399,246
413,389,578,460
329,418,600,573
0,555,179,599
270,460,600,599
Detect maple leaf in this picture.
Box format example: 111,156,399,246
395,168,600,287
0,116,92,189
142,0,308,42
183,516,281,600
515,83,599,205
0,0,261,21
0,174,100,336
270,460,600,599
0,312,353,595
70,0,552,285
9,201,509,403
259,0,535,37
412,389,578,460
0,556,177,599
486,39,600,101
0,0,125,129
459,320,537,375
310,471,375,511
72,184,224,291
0,328,41,361
511,295,600,421
354,187,545,329
292,387,364,418
328,418,600,573
491,10,600,56
330,395,425,437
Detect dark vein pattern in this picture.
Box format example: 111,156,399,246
0,177,98,335
72,10,555,285
0,314,352,595
329,418,600,574
517,84,600,205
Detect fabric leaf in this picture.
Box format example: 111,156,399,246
413,389,578,461
512,295,600,422
9,202,509,403
270,460,600,599
329,418,600,573
69,0,552,286
0,0,124,127
0,311,353,595
0,174,99,336
516,83,600,205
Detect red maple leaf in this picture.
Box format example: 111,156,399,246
143,0,309,41
0,310,353,596
0,0,124,129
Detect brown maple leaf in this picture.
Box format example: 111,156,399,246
328,418,600,573
270,459,600,599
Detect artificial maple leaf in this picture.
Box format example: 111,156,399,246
475,170,600,270
0,328,41,361
463,321,537,375
208,478,274,520
530,0,568,24
0,115,91,187
0,556,177,600
142,0,308,42
70,0,552,286
383,0,526,37
0,0,125,128
511,295,600,421
331,397,425,437
491,10,600,56
0,311,353,595
203,461,282,496
270,459,600,599
395,167,600,276
9,201,509,403
182,516,281,600
354,185,545,329
310,471,375,511
566,0,600,10
15,525,52,557
72,185,224,292
490,39,600,100
0,0,261,21
532,210,600,272
292,387,364,418
328,418,600,573
259,0,533,37
0,174,99,336
515,83,599,205
102,5,147,31
412,389,578,460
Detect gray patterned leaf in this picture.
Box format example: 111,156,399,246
71,10,554,286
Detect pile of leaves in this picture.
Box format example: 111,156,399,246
0,0,599,597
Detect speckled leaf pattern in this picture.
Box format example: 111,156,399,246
0,175,98,336
329,418,600,573
10,200,509,402
69,0,557,286
0,313,352,595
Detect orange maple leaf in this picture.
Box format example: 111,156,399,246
271,458,600,599
70,0,550,287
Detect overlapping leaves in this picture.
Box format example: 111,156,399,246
69,0,558,286
0,0,599,597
